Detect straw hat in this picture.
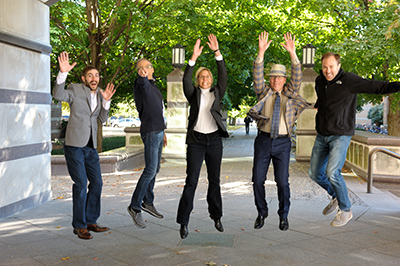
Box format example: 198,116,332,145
267,64,287,77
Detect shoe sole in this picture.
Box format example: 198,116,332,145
323,205,338,215
330,212,353,227
141,205,163,219
127,207,146,228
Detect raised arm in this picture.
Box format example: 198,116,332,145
190,38,204,62
257,31,272,60
207,34,221,57
58,51,77,73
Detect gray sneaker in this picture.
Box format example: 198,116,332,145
141,202,163,219
323,197,338,215
127,206,146,228
331,210,353,227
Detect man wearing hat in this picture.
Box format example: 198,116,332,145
249,31,309,231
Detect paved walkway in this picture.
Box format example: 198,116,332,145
1,125,400,266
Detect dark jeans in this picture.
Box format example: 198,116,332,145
130,130,164,211
252,132,291,219
64,145,102,229
177,131,223,225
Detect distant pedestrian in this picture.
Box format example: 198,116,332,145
249,32,309,231
127,58,167,228
309,52,400,227
176,34,229,239
53,52,115,240
244,115,252,135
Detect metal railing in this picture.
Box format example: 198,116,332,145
367,147,400,193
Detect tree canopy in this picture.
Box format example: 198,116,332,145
50,0,400,135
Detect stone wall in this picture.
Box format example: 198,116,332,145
0,0,53,218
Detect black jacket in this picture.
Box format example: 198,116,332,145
133,76,166,135
183,59,229,144
315,68,400,136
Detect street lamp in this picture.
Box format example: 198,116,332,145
172,44,185,69
302,43,316,68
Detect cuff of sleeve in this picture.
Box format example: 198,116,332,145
188,60,196,66
103,100,111,110
255,56,263,64
215,55,223,61
56,71,68,85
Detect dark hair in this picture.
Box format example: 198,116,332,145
82,65,98,77
321,52,341,64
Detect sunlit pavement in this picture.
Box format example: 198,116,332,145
1,125,400,266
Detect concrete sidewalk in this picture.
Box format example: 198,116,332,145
1,126,400,266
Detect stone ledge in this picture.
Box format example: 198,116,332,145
51,147,144,176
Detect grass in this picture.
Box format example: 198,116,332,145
51,136,126,155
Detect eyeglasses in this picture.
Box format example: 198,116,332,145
198,75,211,80
137,64,153,72
270,76,285,80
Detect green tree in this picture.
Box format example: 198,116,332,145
367,104,384,126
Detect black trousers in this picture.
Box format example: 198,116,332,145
177,131,223,225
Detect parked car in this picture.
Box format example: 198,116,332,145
111,118,141,128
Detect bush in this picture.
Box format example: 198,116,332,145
51,136,126,155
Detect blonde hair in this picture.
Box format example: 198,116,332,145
195,67,214,87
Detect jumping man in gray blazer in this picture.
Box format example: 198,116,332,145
53,52,116,240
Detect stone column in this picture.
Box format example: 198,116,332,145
295,68,318,162
0,0,55,218
162,68,188,158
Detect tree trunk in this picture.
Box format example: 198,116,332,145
387,94,400,137
85,0,104,153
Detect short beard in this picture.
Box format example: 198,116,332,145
85,81,97,91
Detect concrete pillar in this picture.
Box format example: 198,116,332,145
0,0,54,218
295,68,318,162
163,68,188,158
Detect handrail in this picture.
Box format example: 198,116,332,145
367,147,400,193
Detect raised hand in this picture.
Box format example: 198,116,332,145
100,83,116,101
258,31,272,54
206,34,219,51
58,51,77,73
191,38,204,62
281,32,296,55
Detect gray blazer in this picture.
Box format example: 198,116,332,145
53,82,109,148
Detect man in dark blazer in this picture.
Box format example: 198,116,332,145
53,52,116,240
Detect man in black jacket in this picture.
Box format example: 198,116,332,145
127,58,167,228
309,52,400,227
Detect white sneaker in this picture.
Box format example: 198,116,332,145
323,198,338,215
330,210,353,227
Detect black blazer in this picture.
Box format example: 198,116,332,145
183,59,229,144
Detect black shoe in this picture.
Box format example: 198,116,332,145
180,224,188,239
279,218,289,231
214,219,224,232
254,214,268,229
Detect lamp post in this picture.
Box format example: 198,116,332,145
302,43,316,68
172,44,185,69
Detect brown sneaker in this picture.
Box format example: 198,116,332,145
73,228,93,240
87,224,110,233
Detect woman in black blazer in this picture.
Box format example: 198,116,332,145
176,34,228,239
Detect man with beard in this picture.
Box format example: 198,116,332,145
53,52,116,240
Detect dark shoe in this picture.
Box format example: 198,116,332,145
180,224,188,239
254,214,268,229
73,228,93,240
141,202,163,219
87,224,110,232
279,218,289,231
214,219,224,232
127,206,146,228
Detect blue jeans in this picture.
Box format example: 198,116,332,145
64,145,102,229
177,131,223,225
252,132,291,219
309,134,352,211
130,130,164,211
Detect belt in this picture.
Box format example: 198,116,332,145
194,130,221,138
259,131,289,139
